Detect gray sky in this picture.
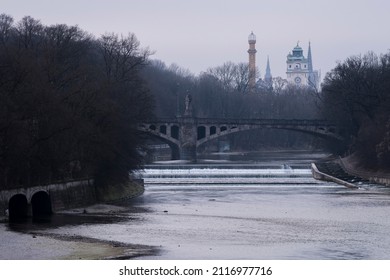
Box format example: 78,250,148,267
3,0,390,82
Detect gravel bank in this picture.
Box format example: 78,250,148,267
0,203,158,260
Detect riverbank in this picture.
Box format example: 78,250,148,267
0,203,158,260
313,155,390,188
0,226,155,260
339,154,390,186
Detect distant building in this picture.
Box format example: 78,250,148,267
245,33,319,92
286,42,320,90
247,31,257,90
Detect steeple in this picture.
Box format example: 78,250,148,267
307,41,313,72
307,41,318,89
264,55,272,86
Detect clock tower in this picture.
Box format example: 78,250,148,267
286,42,319,89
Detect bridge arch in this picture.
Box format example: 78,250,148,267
138,123,180,146
210,126,217,136
196,123,342,147
138,122,182,159
31,191,52,216
8,194,28,219
140,133,181,160
197,126,206,140
170,125,179,140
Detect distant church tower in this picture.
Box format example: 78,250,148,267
286,42,319,90
248,32,257,90
264,55,272,88
307,42,319,89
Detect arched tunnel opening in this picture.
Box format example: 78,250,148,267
8,194,28,220
31,191,52,217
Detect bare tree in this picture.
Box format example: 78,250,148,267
206,61,256,94
321,51,390,166
0,16,154,189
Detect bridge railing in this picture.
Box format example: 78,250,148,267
141,117,337,127
195,118,336,126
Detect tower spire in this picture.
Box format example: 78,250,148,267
264,55,272,88
307,41,313,72
307,41,318,90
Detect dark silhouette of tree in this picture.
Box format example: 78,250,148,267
321,51,390,169
92,33,154,187
0,15,154,190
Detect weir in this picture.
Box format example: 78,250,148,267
141,164,317,185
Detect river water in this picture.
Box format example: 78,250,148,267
6,151,390,259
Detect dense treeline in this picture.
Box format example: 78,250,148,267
321,52,390,170
142,60,321,151
0,15,153,189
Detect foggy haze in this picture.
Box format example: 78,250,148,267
3,0,390,81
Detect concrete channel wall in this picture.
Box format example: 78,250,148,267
311,163,358,188
0,179,144,217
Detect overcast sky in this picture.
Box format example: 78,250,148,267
3,0,390,81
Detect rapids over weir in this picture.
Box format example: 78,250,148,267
141,164,316,185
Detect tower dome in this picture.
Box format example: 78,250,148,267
286,41,319,90
248,31,256,44
292,42,303,58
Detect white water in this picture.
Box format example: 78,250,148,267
141,167,311,177
140,167,316,184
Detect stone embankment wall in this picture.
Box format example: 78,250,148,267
0,179,144,217
49,179,97,212
311,163,357,188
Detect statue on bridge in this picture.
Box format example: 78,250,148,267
184,93,193,117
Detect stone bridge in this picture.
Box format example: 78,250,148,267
138,116,343,162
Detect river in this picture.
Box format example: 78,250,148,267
4,150,390,259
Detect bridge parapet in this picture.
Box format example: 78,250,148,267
196,118,336,126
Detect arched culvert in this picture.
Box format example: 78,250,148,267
8,194,28,219
31,191,52,217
